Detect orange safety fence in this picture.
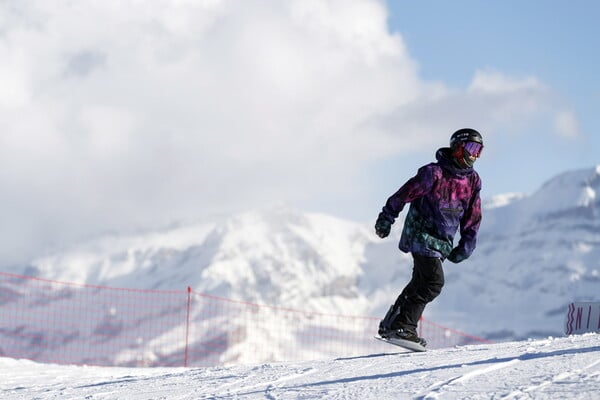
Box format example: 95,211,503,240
0,271,491,367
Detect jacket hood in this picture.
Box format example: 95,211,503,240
436,147,475,176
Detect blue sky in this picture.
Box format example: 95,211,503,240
0,0,598,263
377,1,599,203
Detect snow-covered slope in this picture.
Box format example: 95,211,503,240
4,166,600,359
1,334,598,400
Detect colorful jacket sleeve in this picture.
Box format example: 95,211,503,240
453,174,482,258
380,165,435,221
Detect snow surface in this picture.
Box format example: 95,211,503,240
1,334,598,399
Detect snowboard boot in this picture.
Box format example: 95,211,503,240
378,321,392,338
389,328,427,347
378,304,401,338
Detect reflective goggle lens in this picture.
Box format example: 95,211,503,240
463,141,483,157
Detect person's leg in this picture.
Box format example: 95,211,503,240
393,254,444,333
379,264,420,333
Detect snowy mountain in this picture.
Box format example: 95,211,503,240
1,334,599,399
2,166,600,364
433,166,600,340
26,207,375,315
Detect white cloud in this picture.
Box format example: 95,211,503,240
467,69,552,123
0,0,580,264
0,45,31,108
469,69,544,95
554,110,580,138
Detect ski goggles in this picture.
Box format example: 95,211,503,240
463,141,483,157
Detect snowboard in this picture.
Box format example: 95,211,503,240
374,335,427,352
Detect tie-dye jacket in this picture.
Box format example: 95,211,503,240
380,148,482,259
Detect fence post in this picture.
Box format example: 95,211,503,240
184,286,192,367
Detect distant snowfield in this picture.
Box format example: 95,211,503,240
1,334,598,399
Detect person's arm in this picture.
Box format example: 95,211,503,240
375,166,434,238
447,176,482,262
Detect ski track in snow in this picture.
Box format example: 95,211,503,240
418,358,522,399
500,358,600,400
0,335,599,399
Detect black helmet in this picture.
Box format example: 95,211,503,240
450,128,483,169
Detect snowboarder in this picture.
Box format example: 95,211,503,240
375,128,483,347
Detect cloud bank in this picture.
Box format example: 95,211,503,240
0,0,579,263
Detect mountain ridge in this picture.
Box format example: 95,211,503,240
6,165,600,344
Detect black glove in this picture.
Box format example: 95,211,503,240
447,247,468,263
375,213,393,238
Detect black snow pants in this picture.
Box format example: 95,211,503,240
382,254,445,334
